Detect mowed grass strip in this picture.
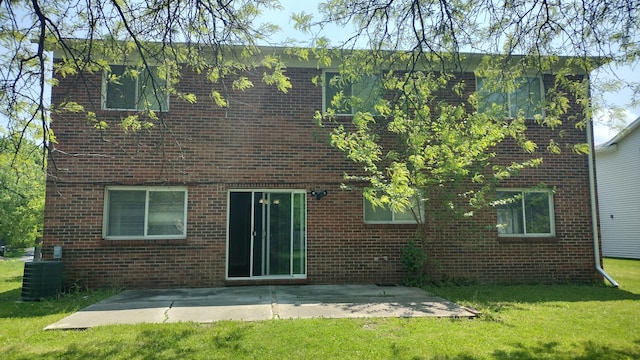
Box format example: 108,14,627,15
1,258,638,359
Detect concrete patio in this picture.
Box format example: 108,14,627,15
45,284,477,330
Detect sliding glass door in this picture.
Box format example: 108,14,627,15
227,191,306,279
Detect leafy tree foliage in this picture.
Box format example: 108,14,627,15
0,132,45,249
0,0,294,251
0,0,636,155
0,0,638,253
298,1,639,229
312,0,638,129
0,0,293,154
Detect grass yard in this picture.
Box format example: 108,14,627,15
1,258,638,359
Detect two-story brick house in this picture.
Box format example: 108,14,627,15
43,45,606,289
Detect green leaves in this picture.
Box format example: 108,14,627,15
120,115,154,133
0,135,45,248
291,12,314,33
573,143,590,155
320,48,587,222
210,91,228,107
262,59,292,93
232,76,254,91
87,112,109,130
178,93,197,104
1,0,304,157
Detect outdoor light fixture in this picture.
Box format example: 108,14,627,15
310,190,328,200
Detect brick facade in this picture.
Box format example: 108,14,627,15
43,58,602,289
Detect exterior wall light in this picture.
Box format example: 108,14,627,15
310,190,328,200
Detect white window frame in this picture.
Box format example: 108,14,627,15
363,194,423,224
102,65,169,112
495,188,555,237
103,186,188,240
476,76,544,119
323,70,381,116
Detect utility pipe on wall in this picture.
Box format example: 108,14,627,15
586,110,619,287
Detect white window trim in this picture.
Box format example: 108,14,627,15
101,65,170,112
363,196,423,224
103,186,188,240
476,76,544,119
496,187,555,238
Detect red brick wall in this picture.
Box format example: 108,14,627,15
43,65,601,289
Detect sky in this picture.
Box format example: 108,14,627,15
262,0,640,146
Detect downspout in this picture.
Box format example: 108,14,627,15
586,111,619,287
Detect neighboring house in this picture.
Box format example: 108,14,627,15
43,46,606,289
595,117,640,259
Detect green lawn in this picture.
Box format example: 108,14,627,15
1,258,638,359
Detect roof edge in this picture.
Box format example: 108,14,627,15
48,39,607,74
596,116,640,153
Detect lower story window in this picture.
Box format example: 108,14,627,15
495,189,554,237
103,187,187,240
363,192,423,224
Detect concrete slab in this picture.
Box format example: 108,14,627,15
167,304,273,323
45,285,476,330
274,285,473,319
45,303,169,329
166,286,274,323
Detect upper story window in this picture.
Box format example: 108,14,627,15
363,192,423,224
103,186,187,240
495,188,555,237
103,65,168,111
324,71,382,115
477,77,543,119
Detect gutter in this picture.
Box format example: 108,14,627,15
586,113,619,287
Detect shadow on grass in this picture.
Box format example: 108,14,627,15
0,287,116,320
7,323,251,360
430,283,640,305
2,275,24,284
491,340,640,360
0,248,27,260
5,327,639,360
426,283,640,325
388,339,640,360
